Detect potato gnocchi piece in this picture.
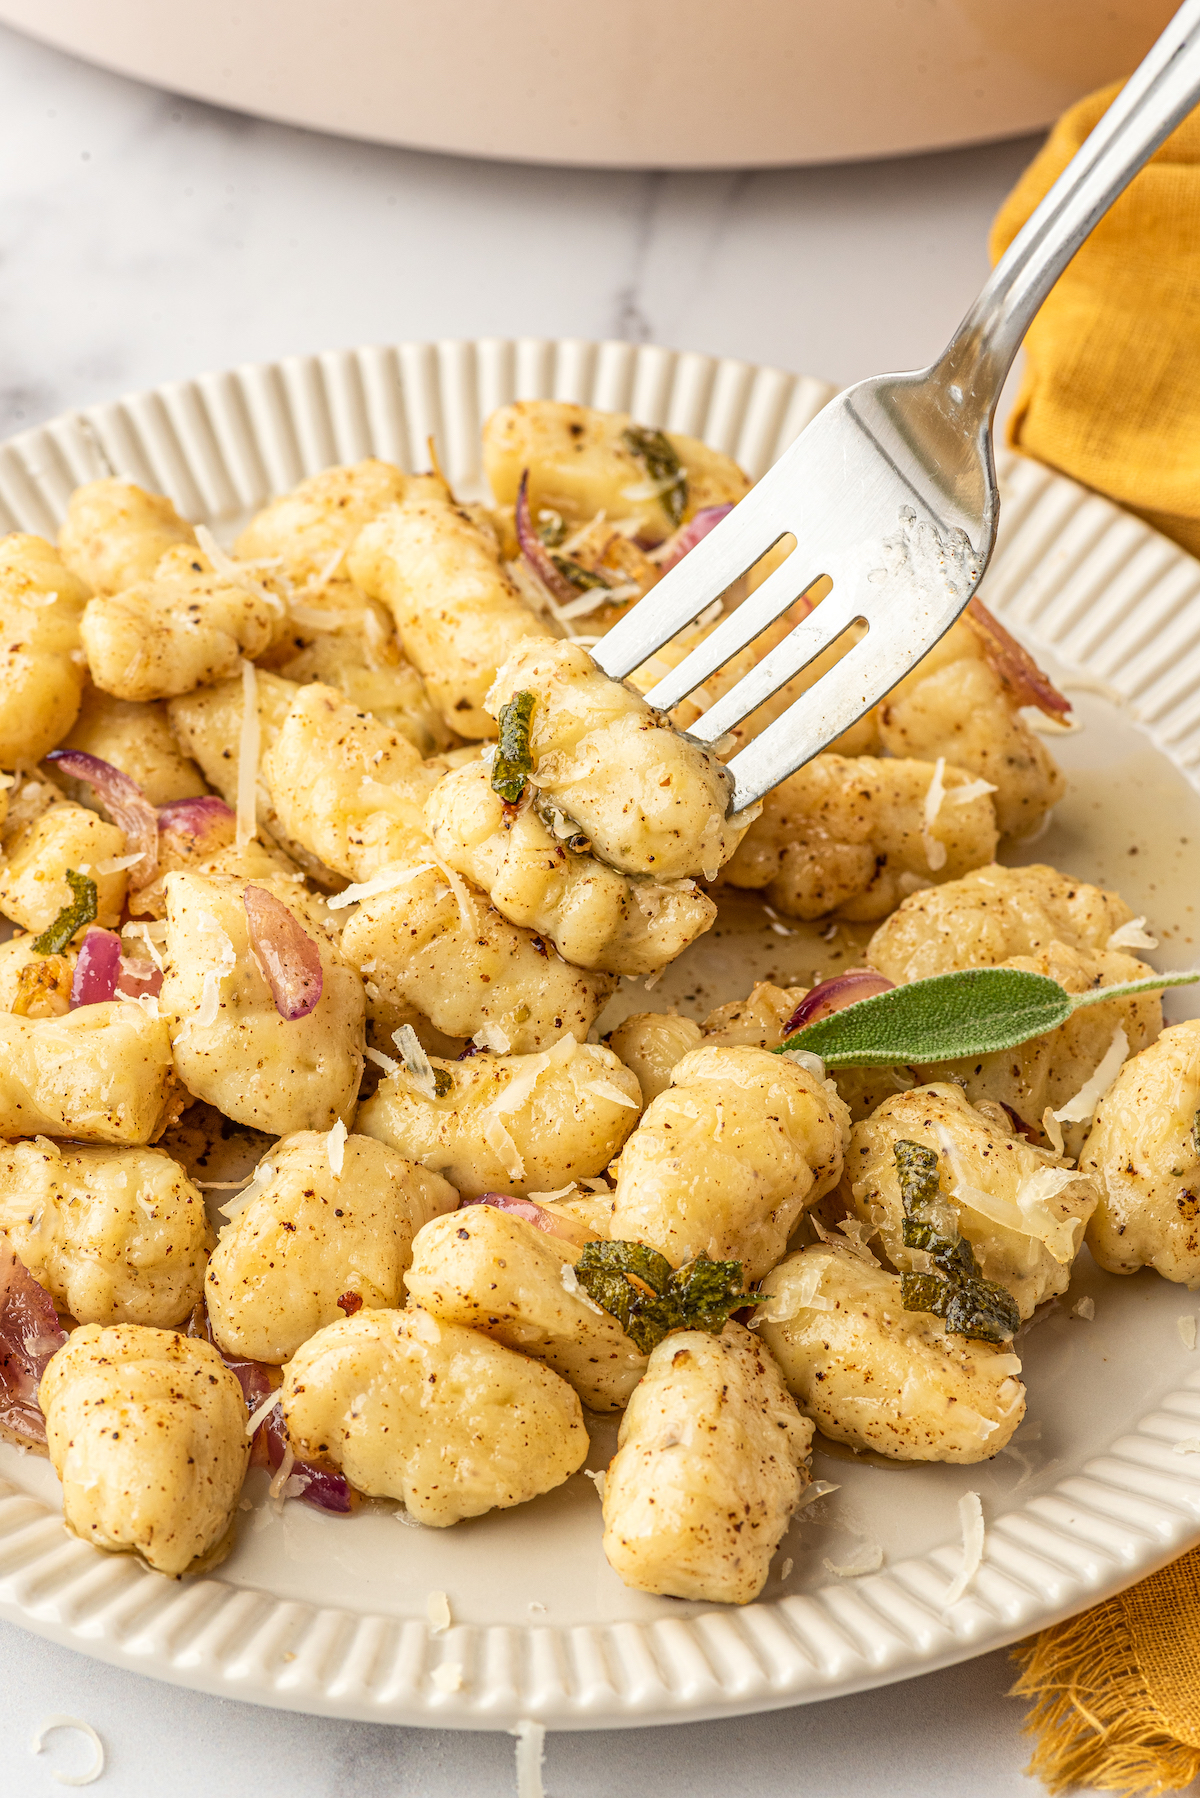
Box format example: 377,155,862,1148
234,458,410,585
0,1139,211,1327
81,545,278,703
1080,1021,1200,1285
428,760,716,975
349,481,545,737
720,753,998,922
610,1045,849,1281
0,534,91,766
205,1131,457,1362
53,690,207,807
758,1244,1026,1462
877,615,1066,839
0,934,74,1016
280,1305,587,1525
601,1322,810,1604
40,1323,249,1575
483,400,750,544
846,1083,1098,1319
358,1035,640,1198
261,682,439,882
270,631,453,758
342,867,613,1055
607,980,810,1104
866,861,1130,985
487,638,748,880
405,1205,647,1410
59,478,197,596
0,800,128,934
160,870,364,1136
0,1002,177,1143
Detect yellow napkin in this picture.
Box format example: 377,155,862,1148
989,82,1200,558
993,86,1200,1794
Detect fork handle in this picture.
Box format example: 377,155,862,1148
940,0,1200,410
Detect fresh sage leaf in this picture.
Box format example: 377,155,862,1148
490,689,536,805
895,1140,1020,1344
574,1240,756,1353
774,965,1200,1069
32,869,98,956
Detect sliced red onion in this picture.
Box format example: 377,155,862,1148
69,927,122,1008
464,1191,591,1246
783,970,896,1036
157,795,237,862
515,470,581,605
652,504,734,575
0,1239,67,1450
243,884,323,1021
46,749,159,888
964,598,1072,720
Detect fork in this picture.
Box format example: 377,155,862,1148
593,0,1200,816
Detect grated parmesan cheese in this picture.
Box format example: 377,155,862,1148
1179,1315,1198,1350
219,1160,276,1222
326,862,436,911
483,1113,525,1181
190,909,237,1031
528,1184,576,1202
472,1022,512,1054
582,1078,640,1110
561,1261,605,1316
236,660,260,848
365,1046,400,1077
1041,1109,1066,1160
921,758,949,872
268,1442,296,1502
943,1490,985,1608
1052,1026,1129,1126
1173,1438,1200,1455
431,1662,463,1694
195,523,285,615
823,1541,884,1578
582,1468,606,1501
1106,915,1159,952
326,1116,347,1177
511,1719,546,1798
30,1715,106,1787
393,1024,441,1100
245,1388,281,1438
426,1590,452,1633
1072,1296,1096,1320
936,1126,1084,1264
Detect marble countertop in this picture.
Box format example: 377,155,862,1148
0,20,1048,1796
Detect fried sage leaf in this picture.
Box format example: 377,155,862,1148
490,689,536,804
550,555,611,593
894,1139,1020,1344
574,1239,754,1353
32,869,98,956
774,965,1199,1069
622,425,687,528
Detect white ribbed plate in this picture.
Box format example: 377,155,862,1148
1,338,1200,1732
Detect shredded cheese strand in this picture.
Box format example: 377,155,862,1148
30,1716,106,1787
1052,1026,1129,1125
943,1490,985,1607
236,660,260,849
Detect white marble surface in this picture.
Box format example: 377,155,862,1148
0,20,1055,1797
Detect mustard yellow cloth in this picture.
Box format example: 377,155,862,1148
994,86,1200,1795
990,82,1200,558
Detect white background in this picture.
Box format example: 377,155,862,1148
0,20,1052,1794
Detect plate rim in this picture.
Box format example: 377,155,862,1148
1,335,1200,1731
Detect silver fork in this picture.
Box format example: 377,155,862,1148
593,0,1200,816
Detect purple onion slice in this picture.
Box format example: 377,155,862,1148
46,749,158,888
783,969,895,1037
652,503,734,576
243,884,323,1021
515,470,581,605
465,1191,592,1247
69,927,122,1008
0,1239,67,1449
964,597,1072,720
157,795,237,862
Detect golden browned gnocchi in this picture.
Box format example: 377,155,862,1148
204,1131,457,1362
427,759,716,975
40,1323,249,1575
607,980,810,1104
845,1084,1099,1318
0,1002,177,1144
720,753,999,922
1080,1020,1200,1285
357,1036,640,1197
341,865,613,1054
757,1244,1027,1462
160,870,364,1135
280,1305,588,1525
483,400,750,543
487,638,749,880
0,535,91,766
601,1322,810,1604
0,798,128,935
53,690,207,807
233,457,409,583
58,478,196,595
610,1045,848,1280
405,1204,647,1410
0,1139,211,1326
349,480,544,736
80,545,279,703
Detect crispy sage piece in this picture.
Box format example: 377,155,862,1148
894,1139,1020,1343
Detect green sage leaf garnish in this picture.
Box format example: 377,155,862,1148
574,1240,756,1353
550,555,611,593
491,689,536,804
1193,1108,1200,1160
536,508,567,548
32,869,98,955
894,1140,1020,1344
774,966,1199,1069
622,425,687,528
